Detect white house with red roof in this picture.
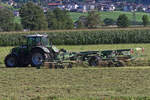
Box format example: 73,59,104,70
48,3,65,10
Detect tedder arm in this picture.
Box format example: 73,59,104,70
44,47,144,68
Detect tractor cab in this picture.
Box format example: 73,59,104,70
25,34,59,53
25,34,49,47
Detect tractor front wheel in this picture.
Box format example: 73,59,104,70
5,54,18,67
31,51,45,67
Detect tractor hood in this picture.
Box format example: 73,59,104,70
11,46,27,55
11,47,19,54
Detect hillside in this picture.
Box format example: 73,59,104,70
15,11,150,24
70,11,150,24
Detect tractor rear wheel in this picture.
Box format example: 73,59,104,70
88,56,101,66
5,54,18,67
31,51,45,67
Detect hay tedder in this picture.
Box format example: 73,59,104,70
4,34,144,68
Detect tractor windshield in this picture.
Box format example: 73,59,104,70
42,37,49,46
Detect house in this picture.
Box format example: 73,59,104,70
43,7,48,13
66,3,79,11
145,6,150,13
65,4,73,11
85,0,96,4
122,3,138,12
14,11,19,16
8,0,14,6
142,7,147,12
77,4,87,13
96,4,105,11
48,3,63,10
109,4,116,11
88,4,95,11
73,4,79,10
123,5,130,11
85,0,96,11
97,4,115,11
134,4,146,12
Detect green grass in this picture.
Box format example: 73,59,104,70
69,11,150,23
14,16,21,24
1,67,150,100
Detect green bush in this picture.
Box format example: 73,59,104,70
104,18,115,26
1,29,150,46
15,23,23,31
117,14,130,28
142,15,149,27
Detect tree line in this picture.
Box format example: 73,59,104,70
0,2,149,32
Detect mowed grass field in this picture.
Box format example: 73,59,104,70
1,67,150,100
0,44,150,100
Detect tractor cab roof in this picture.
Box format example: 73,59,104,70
25,34,48,38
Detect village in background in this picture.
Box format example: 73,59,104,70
1,0,150,17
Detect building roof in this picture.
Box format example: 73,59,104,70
48,3,62,6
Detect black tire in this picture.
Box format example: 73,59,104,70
88,56,101,66
31,50,45,67
5,54,18,67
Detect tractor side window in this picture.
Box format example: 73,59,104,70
28,37,36,46
36,37,41,46
42,37,48,46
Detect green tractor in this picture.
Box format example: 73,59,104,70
5,34,59,67
4,34,144,68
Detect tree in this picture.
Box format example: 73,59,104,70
76,16,87,29
76,20,85,29
19,2,48,30
0,8,15,31
142,15,149,27
104,18,115,26
86,11,101,28
46,10,57,29
46,8,73,30
117,14,130,28
15,23,23,31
